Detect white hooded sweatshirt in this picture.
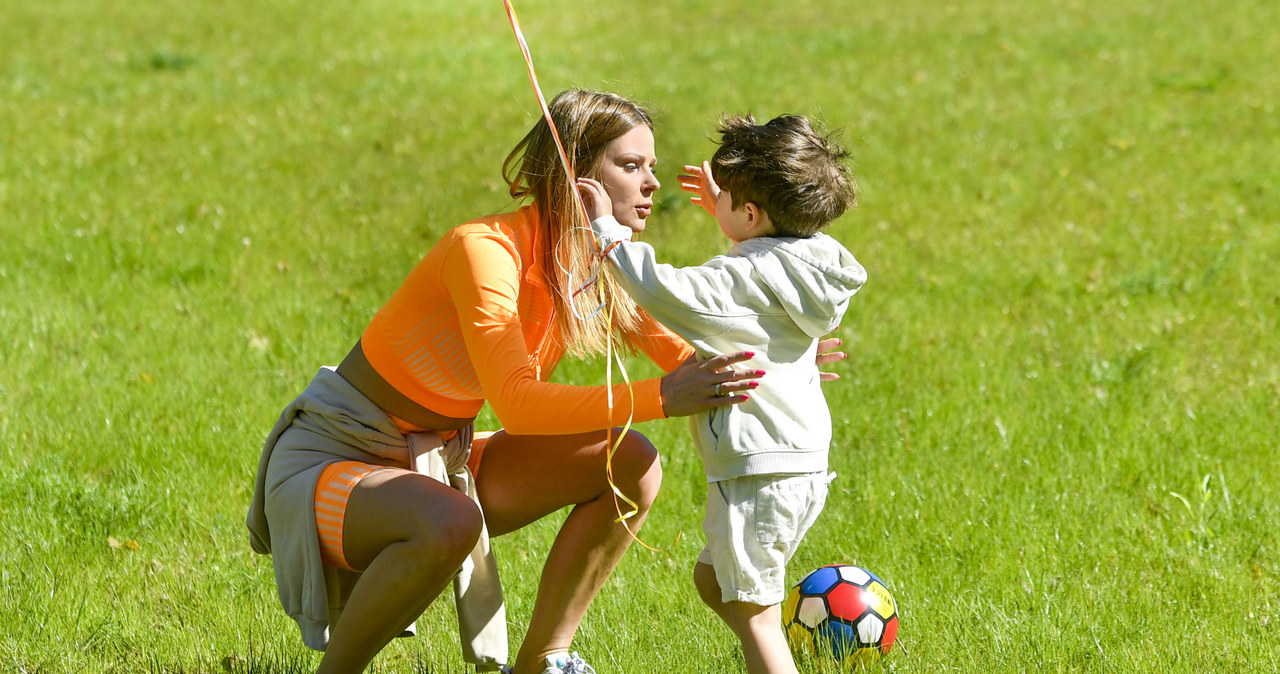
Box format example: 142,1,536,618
591,215,867,480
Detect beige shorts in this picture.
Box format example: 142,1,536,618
697,472,831,606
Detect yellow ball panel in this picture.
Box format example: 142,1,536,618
785,622,815,653
864,580,897,619
782,588,800,622
842,647,883,671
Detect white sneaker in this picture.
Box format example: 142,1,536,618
500,651,597,674
542,652,596,674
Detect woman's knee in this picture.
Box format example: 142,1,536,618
406,490,483,563
347,474,483,570
610,431,663,503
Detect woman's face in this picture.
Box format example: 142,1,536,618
596,126,660,232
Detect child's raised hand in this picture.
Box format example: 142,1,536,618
576,177,613,222
678,161,720,219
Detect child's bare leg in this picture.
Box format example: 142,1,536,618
732,602,798,674
695,561,734,623
694,562,798,674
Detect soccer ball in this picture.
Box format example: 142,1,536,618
782,565,899,667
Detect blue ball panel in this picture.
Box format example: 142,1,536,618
815,619,862,658
798,566,840,595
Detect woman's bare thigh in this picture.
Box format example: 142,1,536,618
475,429,659,537
341,467,482,571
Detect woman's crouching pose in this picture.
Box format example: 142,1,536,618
247,89,844,674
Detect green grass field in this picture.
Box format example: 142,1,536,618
3,0,1279,671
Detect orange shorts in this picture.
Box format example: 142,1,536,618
312,430,492,571
314,461,379,571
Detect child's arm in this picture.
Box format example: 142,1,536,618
677,161,720,219
583,212,748,345
576,176,734,324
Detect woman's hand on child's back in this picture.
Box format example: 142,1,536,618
678,161,721,219
659,352,764,418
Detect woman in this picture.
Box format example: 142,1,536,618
247,89,845,674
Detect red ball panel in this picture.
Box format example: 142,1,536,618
824,582,868,622
880,615,900,653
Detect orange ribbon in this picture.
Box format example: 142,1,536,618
502,1,673,551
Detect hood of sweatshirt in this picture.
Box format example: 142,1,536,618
730,233,867,339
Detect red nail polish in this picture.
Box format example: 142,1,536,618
756,369,767,376
745,352,755,358
749,381,760,389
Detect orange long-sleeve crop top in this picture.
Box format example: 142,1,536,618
360,206,695,435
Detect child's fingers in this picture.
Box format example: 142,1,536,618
575,177,611,217
701,161,719,186
576,178,604,198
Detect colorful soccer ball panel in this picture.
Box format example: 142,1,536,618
825,582,868,622
798,565,840,594
838,565,871,585
785,620,815,652
782,565,899,664
881,615,900,653
856,613,884,645
814,620,859,657
863,579,896,619
797,596,828,629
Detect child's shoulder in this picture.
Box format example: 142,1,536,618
735,232,843,254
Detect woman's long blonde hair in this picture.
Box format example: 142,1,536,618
502,89,651,359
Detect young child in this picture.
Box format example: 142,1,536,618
577,113,866,674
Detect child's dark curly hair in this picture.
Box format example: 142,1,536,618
710,114,857,237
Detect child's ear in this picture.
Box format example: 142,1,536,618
744,202,774,233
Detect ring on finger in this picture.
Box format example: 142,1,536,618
714,382,725,397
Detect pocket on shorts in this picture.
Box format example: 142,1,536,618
755,474,829,544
